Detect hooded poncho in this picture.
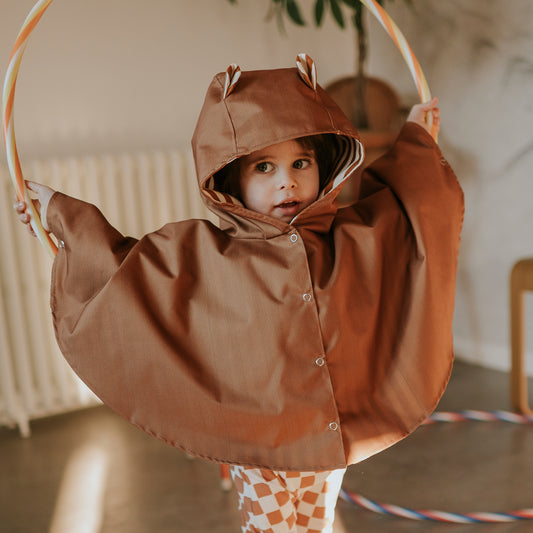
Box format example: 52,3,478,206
48,58,464,471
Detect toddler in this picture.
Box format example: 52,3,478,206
16,55,463,532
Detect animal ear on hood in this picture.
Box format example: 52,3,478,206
222,63,241,99
296,53,317,91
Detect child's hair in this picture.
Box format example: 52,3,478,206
213,134,338,201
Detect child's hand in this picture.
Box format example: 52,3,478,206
407,97,440,139
13,181,56,235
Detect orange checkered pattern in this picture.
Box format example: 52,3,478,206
229,465,346,532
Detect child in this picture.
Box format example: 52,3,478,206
15,55,463,532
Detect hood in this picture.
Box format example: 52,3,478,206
191,54,364,237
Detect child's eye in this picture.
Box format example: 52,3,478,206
293,159,311,170
256,162,273,173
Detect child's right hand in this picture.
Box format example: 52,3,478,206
407,97,440,139
13,181,56,236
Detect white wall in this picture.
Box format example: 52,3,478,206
2,0,532,374
0,0,355,159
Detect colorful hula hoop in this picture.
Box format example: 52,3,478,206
3,0,433,256
9,4,526,525
341,410,533,524
3,0,56,257
359,0,431,104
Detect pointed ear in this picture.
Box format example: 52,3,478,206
223,64,241,99
296,53,317,91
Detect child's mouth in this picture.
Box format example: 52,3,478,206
275,200,301,216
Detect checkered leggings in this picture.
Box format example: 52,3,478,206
229,465,346,533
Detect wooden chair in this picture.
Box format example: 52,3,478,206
510,258,533,414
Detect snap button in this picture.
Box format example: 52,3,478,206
329,422,339,431
58,240,65,248
302,293,312,302
290,233,298,243
315,357,325,367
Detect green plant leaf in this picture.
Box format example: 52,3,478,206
314,0,326,26
277,3,287,34
351,4,363,32
286,0,306,25
265,0,287,34
329,0,345,28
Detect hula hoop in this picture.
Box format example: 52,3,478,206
3,0,432,256
3,0,56,257
9,3,523,526
340,410,533,524
358,0,431,104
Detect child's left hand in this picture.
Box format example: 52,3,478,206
13,180,55,235
407,97,440,139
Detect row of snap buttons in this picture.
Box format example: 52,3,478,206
291,231,335,432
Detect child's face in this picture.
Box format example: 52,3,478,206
238,140,320,223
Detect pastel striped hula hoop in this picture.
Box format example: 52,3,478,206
4,7,530,524
3,0,432,257
341,410,533,524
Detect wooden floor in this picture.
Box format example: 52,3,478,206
2,361,533,533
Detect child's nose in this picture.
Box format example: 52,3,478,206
278,168,297,189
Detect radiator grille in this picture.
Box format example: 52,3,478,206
0,149,214,436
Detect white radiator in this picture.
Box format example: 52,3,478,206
0,148,214,436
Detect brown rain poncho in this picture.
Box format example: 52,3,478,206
48,58,464,471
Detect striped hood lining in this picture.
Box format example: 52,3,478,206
201,135,364,208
